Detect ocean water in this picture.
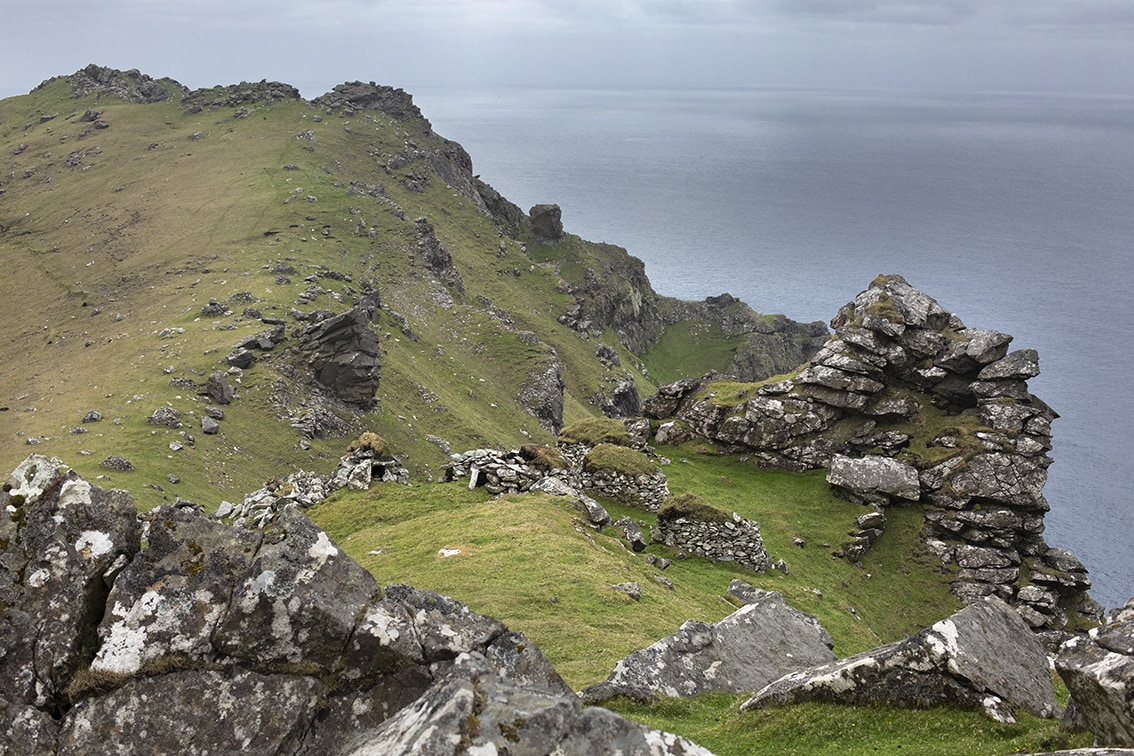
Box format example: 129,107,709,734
411,86,1134,612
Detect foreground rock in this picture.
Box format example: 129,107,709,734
740,596,1060,723
1056,597,1134,746
581,587,835,703
0,455,706,755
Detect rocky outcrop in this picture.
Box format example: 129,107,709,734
313,81,432,130
581,587,834,703
1056,597,1134,746
661,294,828,381
740,596,1061,723
46,64,189,103
0,455,706,755
413,216,465,292
529,203,564,241
644,275,1100,631
518,346,566,434
296,306,381,406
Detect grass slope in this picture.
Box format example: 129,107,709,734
2,74,728,504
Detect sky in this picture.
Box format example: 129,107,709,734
2,0,1133,99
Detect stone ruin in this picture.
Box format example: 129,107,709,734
641,275,1102,632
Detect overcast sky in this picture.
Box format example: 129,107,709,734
2,0,1132,99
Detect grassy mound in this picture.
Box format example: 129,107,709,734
558,417,631,447
582,443,658,478
657,492,731,523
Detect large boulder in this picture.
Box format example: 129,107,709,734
297,306,382,406
827,454,921,504
1056,597,1134,746
741,596,1061,723
0,455,140,713
581,588,835,703
343,653,714,756
529,203,564,240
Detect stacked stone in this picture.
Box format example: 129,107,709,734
216,448,408,528
577,467,670,511
655,513,772,573
444,448,573,495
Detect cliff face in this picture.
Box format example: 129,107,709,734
644,274,1101,631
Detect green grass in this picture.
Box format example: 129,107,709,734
642,321,744,384
605,693,1090,756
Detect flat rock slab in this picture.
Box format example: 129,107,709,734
581,588,835,703
741,596,1060,723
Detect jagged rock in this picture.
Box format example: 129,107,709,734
147,406,182,428
530,203,564,240
296,306,382,406
58,669,322,754
226,347,255,368
611,582,642,601
0,456,699,754
200,416,219,434
81,410,102,423
827,454,920,504
1056,596,1134,746
205,371,235,405
518,347,566,434
615,517,647,552
741,596,1061,723
413,216,464,292
581,587,834,703
0,456,141,712
343,653,712,755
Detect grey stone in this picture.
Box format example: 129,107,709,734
827,454,921,502
1056,598,1134,746
147,406,182,428
582,588,834,702
0,455,141,710
205,371,235,405
201,416,220,435
741,597,1060,723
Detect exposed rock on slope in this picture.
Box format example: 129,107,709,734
296,306,382,406
645,274,1101,630
0,455,707,754
1056,597,1134,746
581,586,835,703
740,596,1061,724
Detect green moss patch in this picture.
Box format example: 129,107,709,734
582,444,658,478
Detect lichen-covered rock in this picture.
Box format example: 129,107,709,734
341,653,713,756
740,596,1060,723
0,455,140,712
581,588,834,703
1056,597,1134,746
827,454,921,504
58,670,322,755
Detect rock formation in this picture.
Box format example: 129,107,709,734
296,306,382,406
643,274,1101,631
740,596,1061,724
0,455,708,754
1056,597,1134,746
581,586,835,703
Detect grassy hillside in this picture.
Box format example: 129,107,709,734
0,69,1090,754
0,73,680,505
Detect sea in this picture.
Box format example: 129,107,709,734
409,85,1134,612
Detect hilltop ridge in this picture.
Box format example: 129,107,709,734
0,64,824,505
